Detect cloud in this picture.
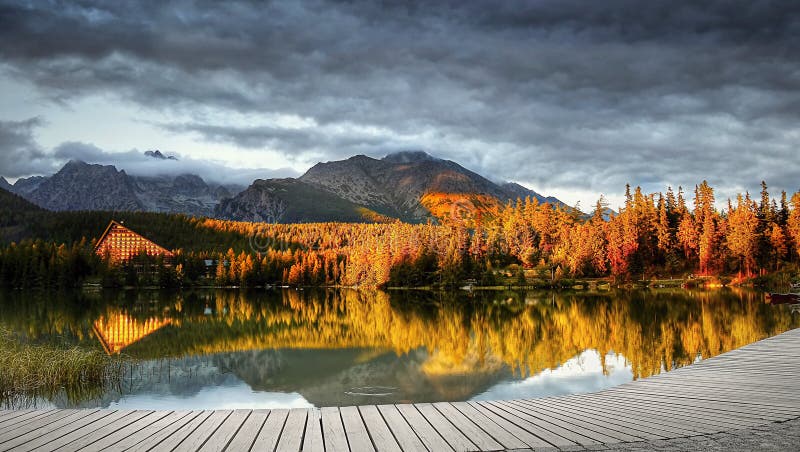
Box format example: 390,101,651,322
49,142,298,186
0,117,60,178
0,0,798,206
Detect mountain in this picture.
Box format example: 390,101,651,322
14,159,241,216
0,177,12,192
300,151,564,221
27,160,144,211
133,174,226,216
220,151,566,223
144,150,178,160
11,175,47,195
214,178,389,223
3,150,566,223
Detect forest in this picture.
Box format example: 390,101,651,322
1,181,799,289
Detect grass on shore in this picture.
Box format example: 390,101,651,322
0,328,125,406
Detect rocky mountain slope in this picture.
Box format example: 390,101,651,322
220,151,565,223
27,160,143,211
11,159,241,216
214,178,376,223
0,177,13,192
9,175,46,195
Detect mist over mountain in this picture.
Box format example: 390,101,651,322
8,158,244,217
5,150,565,222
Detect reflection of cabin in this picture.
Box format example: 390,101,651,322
94,220,174,264
92,313,171,355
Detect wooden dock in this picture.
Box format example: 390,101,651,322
1,328,799,451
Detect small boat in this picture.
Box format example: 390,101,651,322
766,293,800,305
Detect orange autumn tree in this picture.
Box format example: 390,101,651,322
726,193,759,275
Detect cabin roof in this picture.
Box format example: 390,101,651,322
94,220,174,256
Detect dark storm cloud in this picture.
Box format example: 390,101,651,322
1,0,799,203
0,117,59,177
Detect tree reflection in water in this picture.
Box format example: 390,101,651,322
0,288,796,408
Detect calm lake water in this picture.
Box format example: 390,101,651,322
1,288,797,409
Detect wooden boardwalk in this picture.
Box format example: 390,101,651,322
1,328,799,451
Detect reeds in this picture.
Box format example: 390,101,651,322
0,328,125,405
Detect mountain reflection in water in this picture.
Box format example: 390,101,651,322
0,288,796,409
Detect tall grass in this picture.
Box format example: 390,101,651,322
0,328,126,407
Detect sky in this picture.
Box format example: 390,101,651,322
0,0,798,210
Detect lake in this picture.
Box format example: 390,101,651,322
0,288,797,410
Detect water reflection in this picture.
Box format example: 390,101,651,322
0,288,796,409
472,350,633,402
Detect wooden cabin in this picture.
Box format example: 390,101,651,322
94,220,174,264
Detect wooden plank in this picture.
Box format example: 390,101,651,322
172,410,232,452
127,411,211,452
0,410,43,427
0,410,57,432
0,409,80,443
395,404,454,451
41,410,154,451
573,393,743,432
507,400,644,442
340,406,376,452
415,403,478,451
531,396,683,438
302,408,324,452
358,405,402,452
589,390,786,426
252,408,289,451
584,390,791,422
0,410,96,450
376,404,428,452
199,409,250,452
459,402,552,449
474,402,576,448
489,401,602,446
276,408,308,452
433,402,505,451
321,406,350,452
77,410,176,452
225,409,269,452
501,400,627,443
3,409,111,452
20,409,134,452
549,394,705,435
639,379,800,399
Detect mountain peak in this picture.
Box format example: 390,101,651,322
382,151,439,164
145,150,178,160
64,159,88,168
